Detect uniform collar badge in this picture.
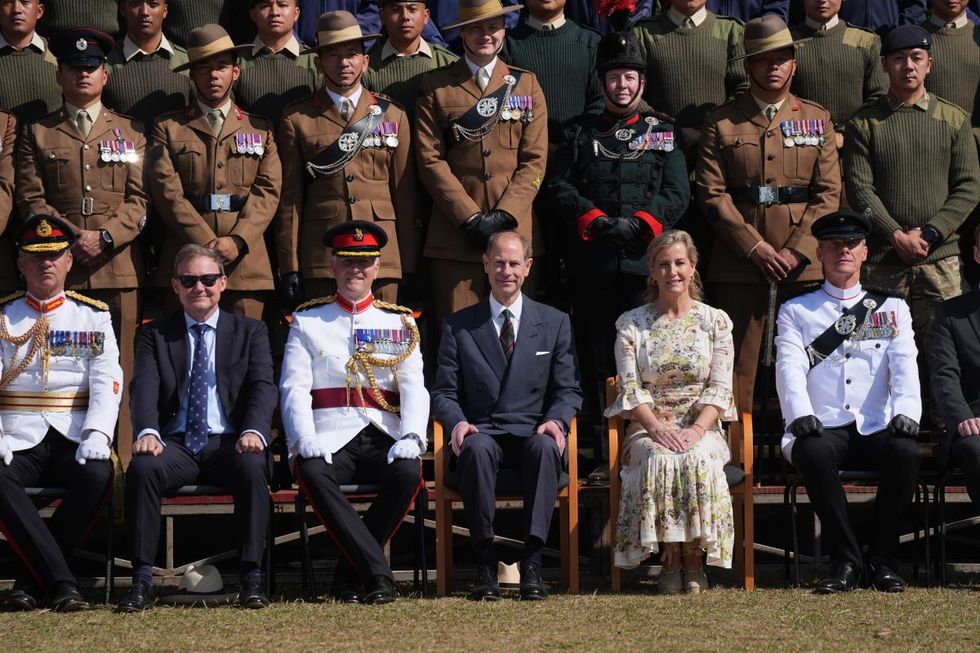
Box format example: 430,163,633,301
26,293,66,314
335,292,374,315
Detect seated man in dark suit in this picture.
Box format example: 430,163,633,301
432,231,582,601
116,244,278,612
932,225,980,512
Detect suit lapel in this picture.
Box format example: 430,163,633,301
734,92,771,131
185,104,215,140
166,311,190,400
508,296,541,371
483,61,512,99
472,300,507,382
215,310,231,410
451,59,482,101
54,108,84,142
216,104,244,143
966,292,980,343
86,109,116,144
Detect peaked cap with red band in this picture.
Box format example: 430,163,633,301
17,215,75,253
322,220,388,257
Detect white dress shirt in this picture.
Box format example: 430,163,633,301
489,292,524,340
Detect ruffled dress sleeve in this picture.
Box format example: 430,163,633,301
604,308,654,417
694,305,738,422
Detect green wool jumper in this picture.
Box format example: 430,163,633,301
631,12,748,130
104,45,193,131
923,21,980,129
502,20,602,130
790,21,888,128
844,94,980,266
35,0,121,38
0,46,61,124
364,40,458,122
236,50,319,127
163,0,253,48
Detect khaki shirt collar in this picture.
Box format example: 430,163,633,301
886,91,930,111
251,33,301,57
751,94,786,114
929,12,969,28
122,34,175,61
805,14,840,31
64,101,103,125
526,14,567,30
464,55,498,78
196,98,233,119
325,86,363,112
668,6,708,27
380,37,433,60
0,30,46,53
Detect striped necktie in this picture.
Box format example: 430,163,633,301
500,309,515,360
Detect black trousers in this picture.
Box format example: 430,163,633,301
792,424,920,567
125,434,270,568
0,428,113,590
457,433,562,548
951,436,980,509
294,425,422,583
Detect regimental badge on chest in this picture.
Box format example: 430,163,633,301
780,119,826,148
100,128,138,163
48,330,105,358
234,133,265,156
354,328,412,355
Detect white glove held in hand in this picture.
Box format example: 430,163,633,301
0,438,12,466
298,437,332,464
76,433,112,465
387,438,421,464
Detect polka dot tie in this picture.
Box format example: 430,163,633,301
184,323,209,454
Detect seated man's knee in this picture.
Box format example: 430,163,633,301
884,435,920,466
387,458,421,494
791,437,838,475
77,458,113,487
953,436,980,473
459,433,496,462
126,452,167,486
524,433,560,461
233,451,269,483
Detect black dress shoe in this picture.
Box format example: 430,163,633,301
238,576,271,609
49,581,88,612
362,575,397,605
115,581,155,613
467,565,500,602
869,561,907,593
3,585,39,612
519,562,548,601
331,567,362,603
813,561,862,595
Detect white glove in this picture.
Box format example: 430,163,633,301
0,438,12,466
76,432,112,465
387,438,421,464
298,437,332,464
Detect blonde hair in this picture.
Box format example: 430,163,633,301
645,230,703,302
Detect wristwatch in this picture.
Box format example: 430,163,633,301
99,228,114,250
920,225,941,249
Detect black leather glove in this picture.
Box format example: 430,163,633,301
788,415,824,439
602,217,648,253
588,215,617,239
280,272,304,309
889,414,919,439
464,210,518,247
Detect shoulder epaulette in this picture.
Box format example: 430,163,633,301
295,295,336,312
65,291,109,311
504,63,532,75
373,300,412,314
0,290,25,307
713,14,745,26
644,109,676,124
796,97,831,113
842,24,877,49
931,97,969,130
372,92,405,111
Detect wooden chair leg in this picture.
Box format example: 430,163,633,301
560,497,570,591
435,498,452,596
743,479,755,591
733,491,745,587
567,492,579,594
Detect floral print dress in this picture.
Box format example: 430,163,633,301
605,302,737,569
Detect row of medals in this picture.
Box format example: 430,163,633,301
780,119,827,147
99,140,138,163
614,116,672,151
233,133,266,156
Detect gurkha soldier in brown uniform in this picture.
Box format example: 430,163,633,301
0,109,16,295
16,28,147,466
276,11,416,306
695,15,841,412
148,24,281,321
415,0,548,326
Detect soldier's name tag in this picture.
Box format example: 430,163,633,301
368,121,399,148
234,133,264,156
780,119,827,148
48,330,105,358
628,130,674,152
354,328,411,355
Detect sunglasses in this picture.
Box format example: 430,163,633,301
176,274,222,288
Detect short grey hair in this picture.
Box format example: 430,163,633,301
172,243,225,277
485,230,531,259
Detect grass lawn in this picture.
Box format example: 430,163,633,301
2,586,979,652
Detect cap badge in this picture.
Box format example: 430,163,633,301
863,298,878,309
36,219,52,237
354,228,364,241
76,38,88,52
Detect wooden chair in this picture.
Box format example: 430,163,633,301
606,377,755,591
432,419,579,596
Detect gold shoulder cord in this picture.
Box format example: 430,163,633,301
344,314,420,413
0,313,50,389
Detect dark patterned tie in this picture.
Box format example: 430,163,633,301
500,309,515,360
184,323,209,454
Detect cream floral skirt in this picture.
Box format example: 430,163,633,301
614,430,735,569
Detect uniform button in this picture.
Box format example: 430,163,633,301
348,196,356,204
846,378,851,384
845,404,850,410
482,148,491,157
84,164,91,170
84,185,92,192
767,154,775,161
875,343,881,349
844,353,851,359
484,172,492,181
48,153,56,159
217,162,223,168
84,144,90,150
766,130,773,137
216,183,223,189
346,175,354,182
765,178,773,183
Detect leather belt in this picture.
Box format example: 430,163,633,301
310,387,398,412
0,390,89,412
728,185,811,205
188,193,247,212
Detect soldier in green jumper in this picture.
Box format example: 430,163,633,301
548,30,689,469
844,24,980,409
0,0,61,124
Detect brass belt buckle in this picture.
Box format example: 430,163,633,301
80,197,94,215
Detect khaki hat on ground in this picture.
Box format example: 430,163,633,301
158,564,238,606
174,24,251,72
730,14,810,61
442,0,523,31
301,11,381,55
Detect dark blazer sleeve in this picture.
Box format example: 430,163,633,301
129,323,164,438
930,301,976,436
542,311,583,430
238,319,278,439
431,317,468,430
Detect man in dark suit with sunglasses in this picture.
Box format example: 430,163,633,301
116,243,277,612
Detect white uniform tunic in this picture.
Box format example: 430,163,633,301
279,295,428,458
775,281,921,462
0,291,123,451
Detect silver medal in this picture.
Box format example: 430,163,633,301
338,133,358,153
501,109,512,121
615,129,633,141
386,135,398,148
664,143,675,152
863,298,878,309
784,137,795,147
476,98,498,118
255,143,264,156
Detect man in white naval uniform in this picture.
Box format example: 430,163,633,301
776,210,921,596
279,220,427,605
0,216,122,612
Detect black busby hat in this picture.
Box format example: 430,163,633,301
322,220,388,257
597,31,645,76
811,210,872,241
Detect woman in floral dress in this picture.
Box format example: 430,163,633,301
605,230,736,594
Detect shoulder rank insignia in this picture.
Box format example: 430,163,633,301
0,290,25,307
294,295,336,312
372,300,412,315
65,291,109,311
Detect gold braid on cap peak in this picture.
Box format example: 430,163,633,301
344,313,419,414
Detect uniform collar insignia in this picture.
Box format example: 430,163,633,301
26,292,66,314
335,292,374,315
